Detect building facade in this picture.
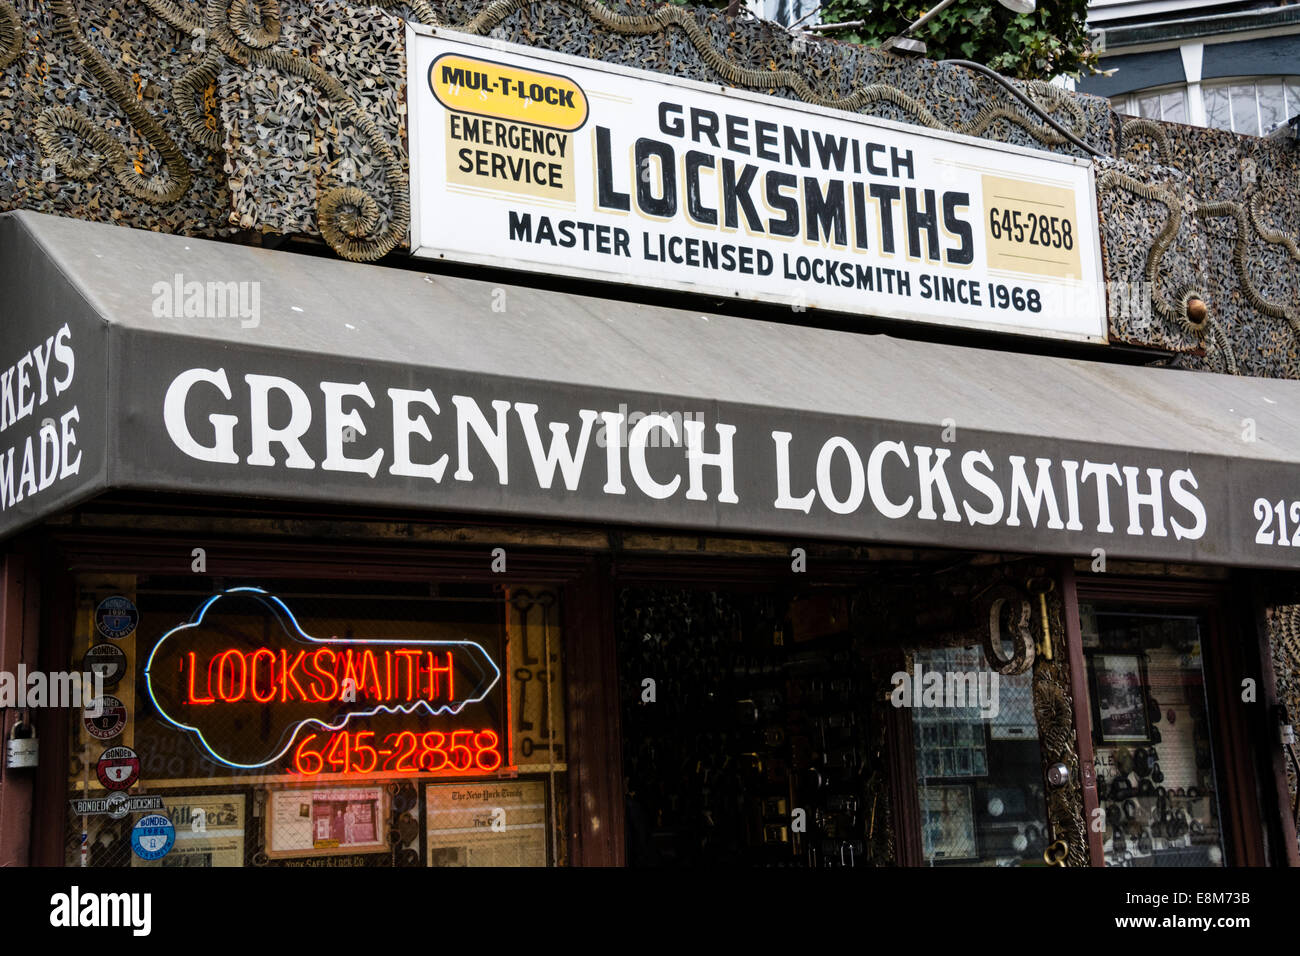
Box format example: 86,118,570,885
1079,1,1300,137
1,0,1299,869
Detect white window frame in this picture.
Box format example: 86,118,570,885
1200,76,1300,136
1110,84,1189,124
1112,76,1300,136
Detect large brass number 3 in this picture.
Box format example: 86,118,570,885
978,584,1035,676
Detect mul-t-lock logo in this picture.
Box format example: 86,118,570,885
430,51,587,203
145,588,501,769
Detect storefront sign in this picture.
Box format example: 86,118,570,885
136,347,1300,570
144,587,502,769
0,313,98,528
408,27,1106,343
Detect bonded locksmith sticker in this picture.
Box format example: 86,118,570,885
97,746,141,790
95,596,139,640
131,814,175,861
70,794,164,819
84,695,126,739
83,643,128,687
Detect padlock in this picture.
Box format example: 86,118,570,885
7,720,38,769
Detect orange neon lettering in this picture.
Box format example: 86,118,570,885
215,649,247,702
395,649,420,701
287,728,500,775
185,651,215,704
359,650,383,700
313,648,339,701
280,649,310,702
249,648,277,703
474,730,502,771
428,651,454,701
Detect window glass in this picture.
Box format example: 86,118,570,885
1159,89,1187,124
1287,80,1300,116
1259,80,1286,133
1229,84,1260,136
1137,93,1161,120
1110,95,1135,117
912,646,1048,866
1081,606,1226,867
66,575,565,868
1204,85,1232,130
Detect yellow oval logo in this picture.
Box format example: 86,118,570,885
429,53,589,132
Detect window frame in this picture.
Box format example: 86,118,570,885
1115,76,1300,137
1070,576,1269,867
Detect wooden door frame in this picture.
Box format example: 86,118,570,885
1074,575,1270,867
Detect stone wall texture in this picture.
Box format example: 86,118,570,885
1,0,1298,377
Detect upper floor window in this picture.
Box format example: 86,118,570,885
1112,77,1300,136
1111,86,1187,124
1202,77,1300,136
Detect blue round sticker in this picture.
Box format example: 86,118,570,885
95,596,139,640
131,814,175,861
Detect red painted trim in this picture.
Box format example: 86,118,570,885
0,551,35,866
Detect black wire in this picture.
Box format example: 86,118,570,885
938,58,1105,159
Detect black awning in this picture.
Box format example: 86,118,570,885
3,210,1300,569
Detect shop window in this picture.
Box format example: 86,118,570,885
911,646,1049,866
617,582,1060,868
65,573,566,868
618,586,891,867
1080,606,1226,867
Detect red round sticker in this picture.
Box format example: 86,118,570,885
84,695,127,740
96,746,140,790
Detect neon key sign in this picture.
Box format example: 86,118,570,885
145,587,501,769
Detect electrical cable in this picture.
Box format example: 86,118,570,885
939,58,1104,158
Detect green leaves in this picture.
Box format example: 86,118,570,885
721,0,1098,80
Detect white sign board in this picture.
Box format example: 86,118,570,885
408,27,1107,343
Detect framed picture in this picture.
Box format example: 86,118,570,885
265,785,389,859
1090,653,1150,743
919,785,978,863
